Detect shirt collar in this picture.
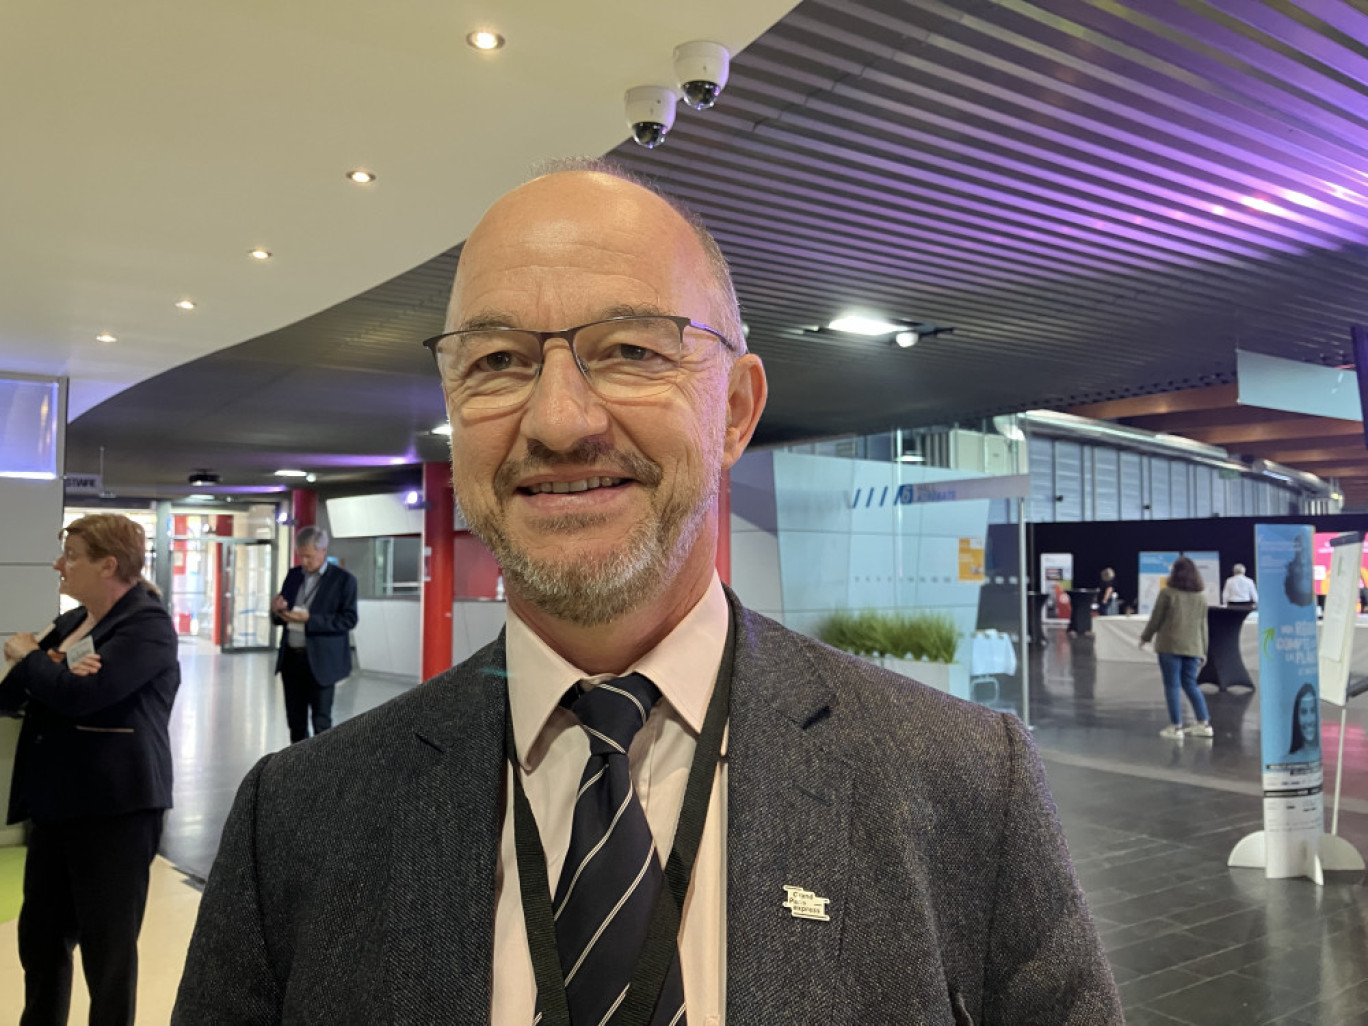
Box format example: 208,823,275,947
505,573,729,771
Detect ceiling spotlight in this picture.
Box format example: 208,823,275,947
95,333,116,343
673,41,729,110
305,473,317,483
466,29,505,50
625,86,678,149
249,248,272,261
894,330,919,348
175,299,196,310
188,470,221,486
346,169,376,184
273,468,308,478
828,314,904,335
431,422,453,436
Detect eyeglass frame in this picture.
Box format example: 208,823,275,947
420,314,736,408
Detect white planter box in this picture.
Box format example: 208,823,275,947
878,655,970,700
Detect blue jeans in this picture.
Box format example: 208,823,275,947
1157,652,1210,725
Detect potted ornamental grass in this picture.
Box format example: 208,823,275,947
816,609,967,697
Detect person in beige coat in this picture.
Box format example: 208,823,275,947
1139,556,1214,739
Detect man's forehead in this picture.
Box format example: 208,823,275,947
451,174,708,320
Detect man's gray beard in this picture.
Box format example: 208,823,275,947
460,482,715,627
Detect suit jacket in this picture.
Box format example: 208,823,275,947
273,564,359,687
174,594,1121,1025
0,582,180,825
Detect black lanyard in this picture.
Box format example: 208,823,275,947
298,572,322,606
507,614,735,1026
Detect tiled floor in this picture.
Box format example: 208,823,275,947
152,628,1368,1025
1032,630,1368,1026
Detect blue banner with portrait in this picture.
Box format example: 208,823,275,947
1254,523,1324,878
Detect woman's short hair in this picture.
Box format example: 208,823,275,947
1167,556,1205,593
63,513,146,584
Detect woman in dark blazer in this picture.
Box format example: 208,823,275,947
1,513,180,1026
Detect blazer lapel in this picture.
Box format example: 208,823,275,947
725,601,853,1024
382,637,508,1024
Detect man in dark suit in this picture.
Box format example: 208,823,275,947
175,163,1121,1023
270,526,357,743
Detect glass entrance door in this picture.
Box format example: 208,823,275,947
220,539,275,651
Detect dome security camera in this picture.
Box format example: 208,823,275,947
673,41,730,110
625,85,678,149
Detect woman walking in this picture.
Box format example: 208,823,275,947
1139,556,1214,739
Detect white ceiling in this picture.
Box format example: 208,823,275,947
1,0,799,417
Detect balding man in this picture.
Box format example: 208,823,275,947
175,162,1121,1024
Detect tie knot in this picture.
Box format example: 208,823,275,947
570,672,661,756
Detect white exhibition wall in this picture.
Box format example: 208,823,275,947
730,450,991,662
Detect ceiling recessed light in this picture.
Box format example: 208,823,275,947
305,473,317,483
346,169,376,184
894,330,919,348
828,314,904,336
249,248,272,261
95,333,116,343
273,469,308,478
389,456,407,465
175,299,196,310
466,30,505,51
431,422,453,436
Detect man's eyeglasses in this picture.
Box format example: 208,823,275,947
421,314,734,411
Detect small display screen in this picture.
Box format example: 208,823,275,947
0,377,60,479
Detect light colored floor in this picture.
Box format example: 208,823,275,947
0,856,200,1025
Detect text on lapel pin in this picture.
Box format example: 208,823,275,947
782,884,831,921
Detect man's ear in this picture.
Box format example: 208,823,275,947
722,353,767,470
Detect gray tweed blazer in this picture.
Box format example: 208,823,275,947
173,595,1121,1025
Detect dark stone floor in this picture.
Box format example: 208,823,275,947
163,628,1368,1024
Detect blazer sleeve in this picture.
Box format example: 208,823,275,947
306,570,358,636
1140,588,1170,644
173,756,283,1024
982,715,1124,1023
270,568,301,627
12,605,178,718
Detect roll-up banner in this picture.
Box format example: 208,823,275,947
1137,551,1221,615
1254,523,1323,879
1040,552,1073,619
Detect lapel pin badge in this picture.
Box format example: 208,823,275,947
782,884,831,921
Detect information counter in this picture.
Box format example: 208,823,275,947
1093,612,1368,683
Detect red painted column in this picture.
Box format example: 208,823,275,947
290,489,318,566
716,467,731,586
421,461,455,680
212,514,233,645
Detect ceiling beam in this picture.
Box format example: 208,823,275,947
1226,438,1368,459
1277,465,1368,480
1066,384,1238,420
1183,419,1364,445
1120,408,1320,432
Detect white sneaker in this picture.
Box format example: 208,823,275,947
1159,725,1185,739
1186,722,1214,738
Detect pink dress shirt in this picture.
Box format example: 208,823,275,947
491,575,730,1026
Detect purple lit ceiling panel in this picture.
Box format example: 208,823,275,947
69,0,1368,491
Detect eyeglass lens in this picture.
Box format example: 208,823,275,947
434,316,686,409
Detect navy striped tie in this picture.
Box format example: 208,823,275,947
548,673,686,1026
